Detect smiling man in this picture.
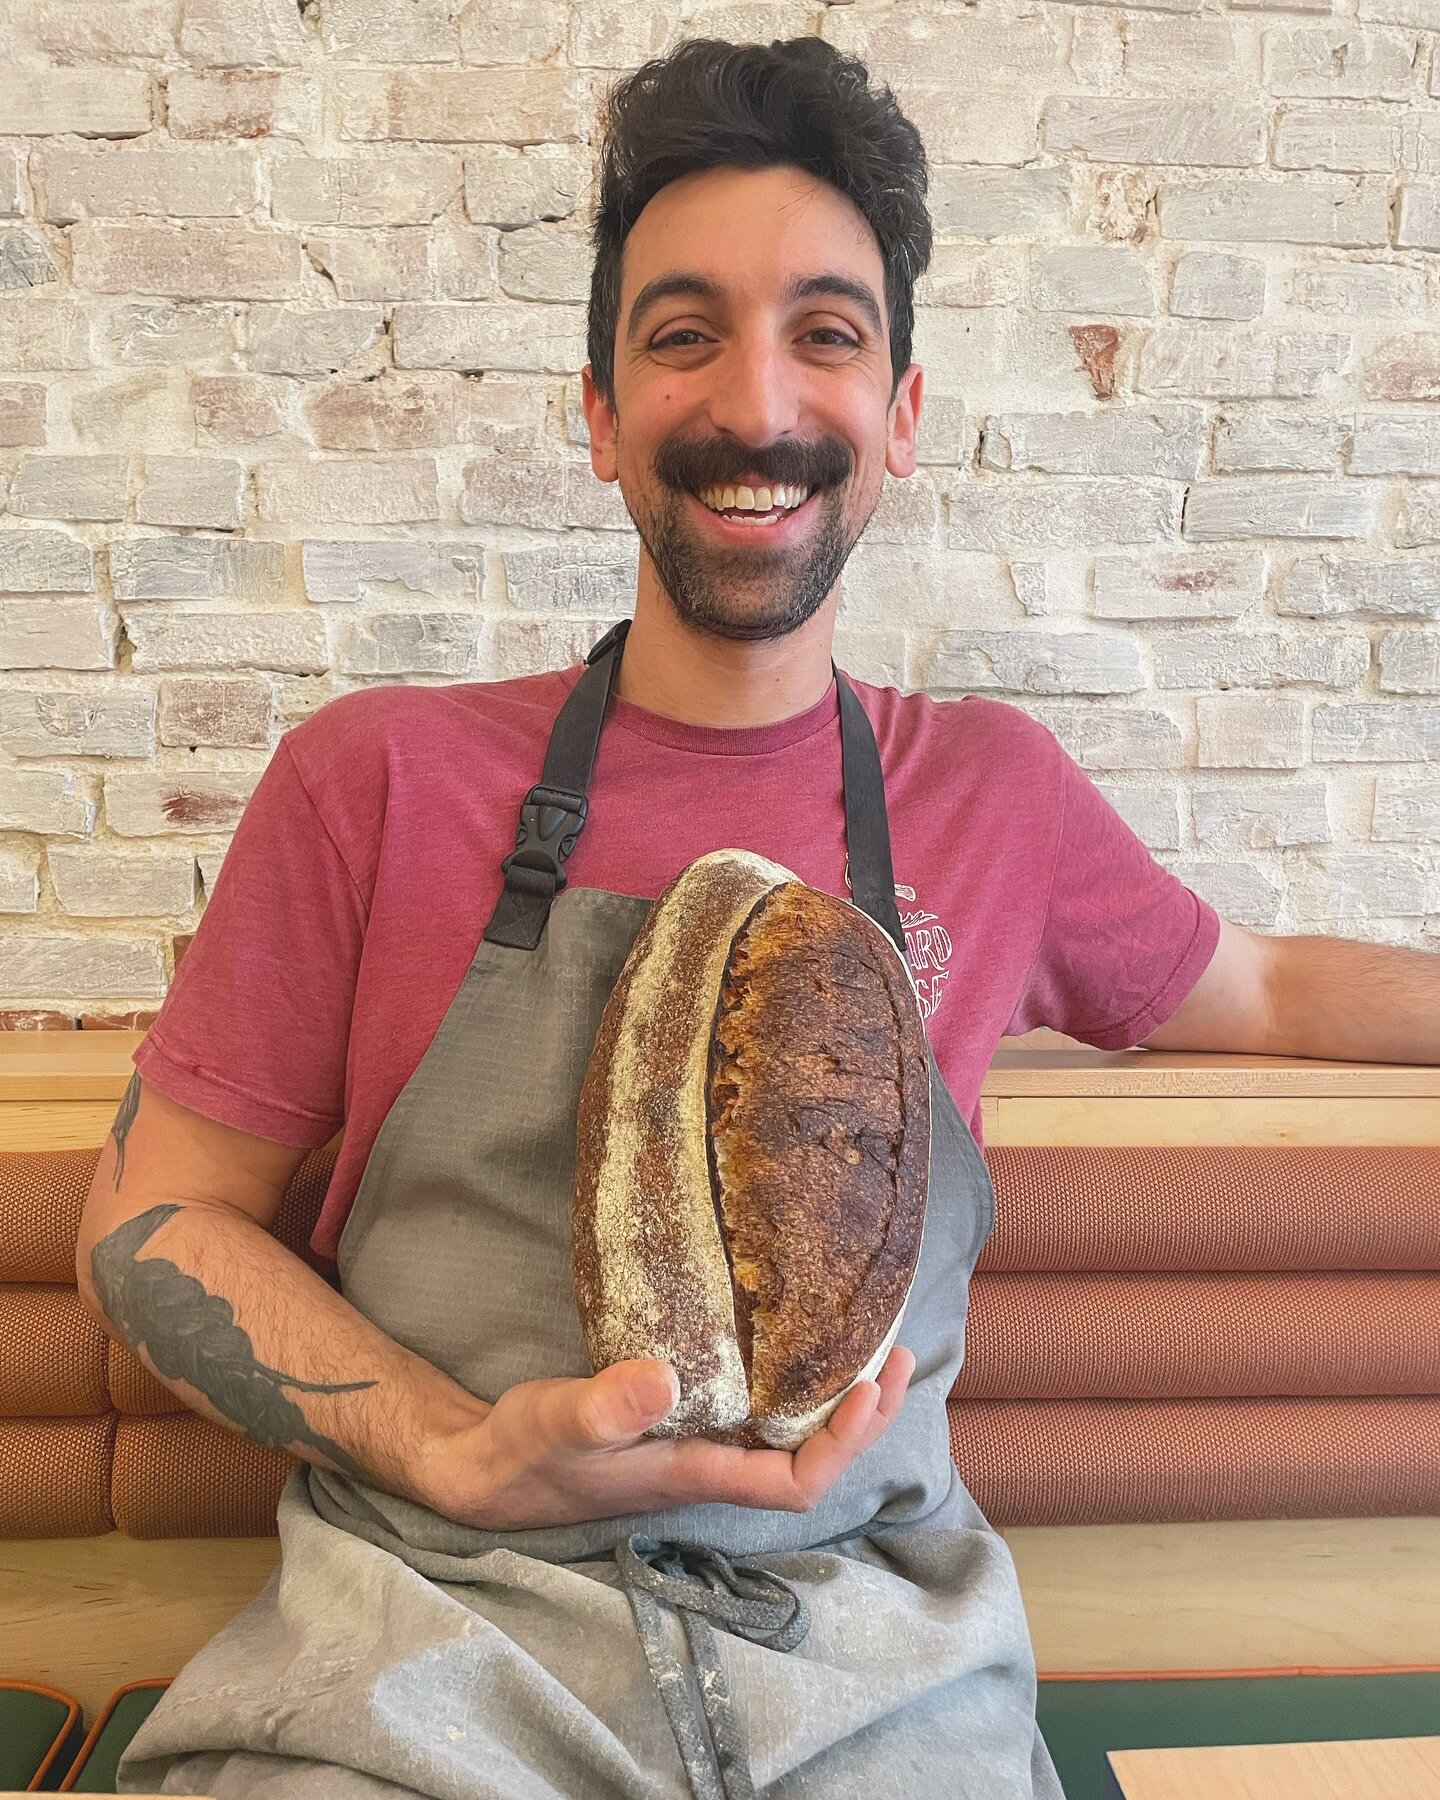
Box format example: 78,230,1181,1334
79,34,1438,1800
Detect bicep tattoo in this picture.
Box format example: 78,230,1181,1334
90,1204,378,1481
110,1072,141,1190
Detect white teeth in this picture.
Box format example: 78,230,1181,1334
697,482,811,517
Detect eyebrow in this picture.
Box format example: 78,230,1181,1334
624,271,885,344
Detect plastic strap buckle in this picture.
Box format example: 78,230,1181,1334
501,784,589,896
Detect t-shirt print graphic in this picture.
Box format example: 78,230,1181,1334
843,857,953,1023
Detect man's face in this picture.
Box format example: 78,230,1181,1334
582,163,923,644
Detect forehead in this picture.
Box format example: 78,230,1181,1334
619,163,885,309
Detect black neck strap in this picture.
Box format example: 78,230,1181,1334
482,620,907,958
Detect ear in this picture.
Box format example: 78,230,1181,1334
885,362,923,479
581,366,620,483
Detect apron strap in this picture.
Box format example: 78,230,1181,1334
481,620,630,951
835,669,908,959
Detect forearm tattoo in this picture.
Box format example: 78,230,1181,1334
90,1204,378,1480
110,1072,141,1190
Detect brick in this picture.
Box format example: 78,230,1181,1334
1044,98,1264,166
300,539,486,604
1030,246,1153,317
322,0,459,59
501,534,638,612
864,474,943,547
1170,252,1266,321
1313,703,1440,760
1279,556,1440,618
457,0,566,61
929,168,1068,240
110,536,284,603
1361,0,1440,21
1287,852,1435,921
0,148,21,217
1164,859,1283,928
304,229,432,302
1364,335,1440,402
335,69,588,143
179,0,309,66
1287,262,1426,318
123,609,329,672
0,934,164,1001
271,153,462,227
946,480,1180,550
255,458,438,525
458,456,629,534
48,847,195,917
1154,629,1368,689
41,147,257,222
194,375,291,443
1396,490,1440,548
28,0,178,60
1025,703,1183,769
1093,551,1264,619
8,456,129,521
982,406,1203,478
1274,107,1408,173
68,374,195,450
0,848,40,914
166,70,321,140
462,147,591,227
914,309,1099,406
0,687,154,757
913,397,976,468
566,0,673,65
247,306,385,377
3,66,151,135
1215,411,1346,473
0,384,46,447
1094,786,1183,851
1184,480,1378,541
1267,26,1423,98
1193,783,1331,849
335,612,484,676
891,83,1039,167
1159,178,1389,246
1351,414,1440,476
196,850,226,890
478,614,610,681
1123,18,1238,87
917,629,1144,695
1397,185,1440,250
392,302,586,373
1373,776,1440,839
830,626,908,691
303,376,455,451
918,248,1024,311
0,769,94,834
839,546,1019,628
136,456,244,529
105,769,260,836
1138,327,1348,398
1198,694,1307,767
430,229,498,301
0,229,58,290
97,301,240,366
71,223,304,299
823,8,1062,83
454,376,549,453
1379,629,1440,693
0,299,89,370
498,224,590,304
158,676,274,748
0,531,94,594
0,601,115,669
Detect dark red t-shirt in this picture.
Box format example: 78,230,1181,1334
135,669,1220,1260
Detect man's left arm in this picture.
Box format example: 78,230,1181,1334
1141,916,1440,1065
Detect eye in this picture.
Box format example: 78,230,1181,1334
808,329,860,348
651,327,860,351
651,329,708,349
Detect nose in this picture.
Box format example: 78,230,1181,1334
701,332,803,451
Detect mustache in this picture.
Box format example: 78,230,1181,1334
653,436,853,495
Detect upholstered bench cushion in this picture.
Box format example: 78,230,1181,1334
58,1681,169,1793
0,1679,83,1791
1035,1667,1440,1800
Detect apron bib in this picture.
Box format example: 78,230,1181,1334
119,624,1063,1800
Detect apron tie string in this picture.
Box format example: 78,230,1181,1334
616,1532,810,1800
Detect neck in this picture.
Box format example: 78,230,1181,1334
614,583,839,729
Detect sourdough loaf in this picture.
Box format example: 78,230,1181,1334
572,849,930,1450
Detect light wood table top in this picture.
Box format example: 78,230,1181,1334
1107,1734,1440,1799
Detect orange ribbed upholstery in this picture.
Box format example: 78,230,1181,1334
107,1340,180,1416
948,1395,1440,1527
956,1271,1440,1400
0,1416,114,1536
0,1285,109,1415
981,1145,1440,1271
112,1415,291,1539
0,1148,99,1283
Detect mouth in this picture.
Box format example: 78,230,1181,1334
682,481,823,545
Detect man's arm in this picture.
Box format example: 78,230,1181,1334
75,1074,488,1504
1141,916,1440,1064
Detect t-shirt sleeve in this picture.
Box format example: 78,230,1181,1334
133,733,367,1147
1005,736,1222,1050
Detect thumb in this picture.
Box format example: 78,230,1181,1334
572,1360,680,1447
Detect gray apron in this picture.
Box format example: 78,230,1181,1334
119,622,1062,1800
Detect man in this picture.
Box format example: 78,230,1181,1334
79,34,1436,1800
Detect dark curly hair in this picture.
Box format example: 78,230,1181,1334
586,36,933,410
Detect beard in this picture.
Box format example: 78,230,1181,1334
620,431,865,644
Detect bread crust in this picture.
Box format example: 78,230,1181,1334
573,850,930,1448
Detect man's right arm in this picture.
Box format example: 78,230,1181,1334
74,1074,489,1510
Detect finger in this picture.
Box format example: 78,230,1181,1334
567,1360,680,1449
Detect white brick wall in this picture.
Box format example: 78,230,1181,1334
2,0,1439,1015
